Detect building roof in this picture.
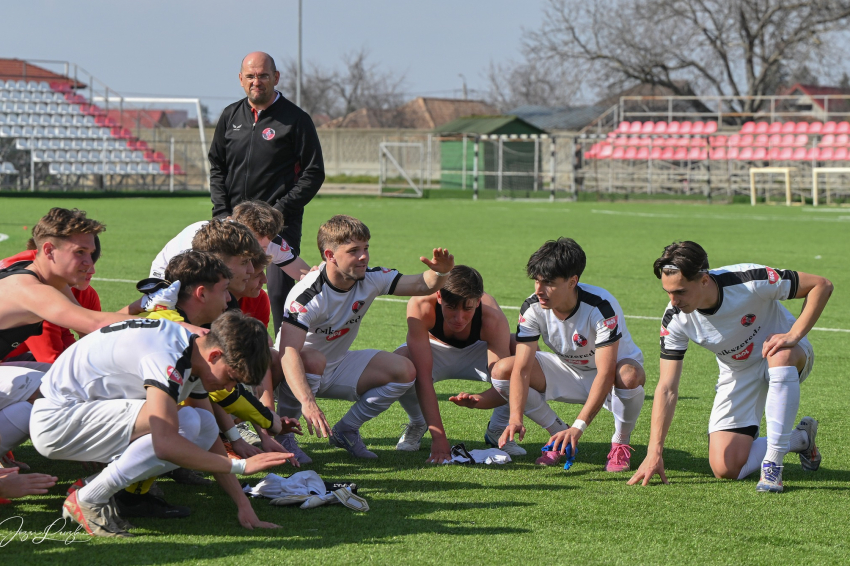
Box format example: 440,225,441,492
781,83,850,110
509,105,607,131
106,109,173,130
0,58,86,88
433,115,545,135
321,97,498,129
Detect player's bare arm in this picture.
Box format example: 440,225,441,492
499,340,539,447
762,271,833,358
548,342,619,455
392,248,455,296
479,294,512,372
278,323,331,437
281,255,313,281
628,358,683,486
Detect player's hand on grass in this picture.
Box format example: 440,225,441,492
427,438,453,464
258,435,301,468
548,427,582,455
627,454,668,486
421,247,454,274
280,416,302,435
499,422,526,447
762,332,799,358
302,402,331,438
237,506,281,530
243,452,295,475
448,392,481,408
232,437,263,459
0,468,57,498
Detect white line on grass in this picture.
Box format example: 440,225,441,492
0,233,8,243
590,209,850,223
92,278,850,333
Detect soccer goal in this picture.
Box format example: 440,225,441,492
378,142,424,198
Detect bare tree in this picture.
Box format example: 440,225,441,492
279,59,338,119
485,56,584,112
525,0,850,117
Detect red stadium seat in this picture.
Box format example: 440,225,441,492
793,134,808,147
679,122,693,134
640,122,655,134
143,150,155,162
612,147,626,159
636,147,649,159
820,134,836,147
687,147,700,160
833,147,848,160
793,122,809,134
768,134,782,147
650,147,662,159
754,134,769,147
625,136,639,146
616,122,630,133
779,148,793,160
691,121,705,135
624,147,638,159
805,147,820,161
837,121,850,134
709,135,727,147
740,134,755,146
808,121,823,134
767,122,783,134
153,151,166,163
598,144,614,159
781,122,796,134
667,121,681,134
726,147,740,160
790,147,806,160
673,148,688,160
614,136,630,146
768,147,782,160
836,134,850,146
727,134,742,147
753,147,767,160
703,121,718,134
820,147,835,160
690,137,706,147
661,147,675,160
738,147,754,160
628,122,642,134
754,122,769,134
740,122,756,134
709,147,727,160
823,121,837,134
674,137,690,147
779,134,795,147
653,122,668,134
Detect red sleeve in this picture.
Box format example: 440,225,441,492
24,322,67,363
3,342,31,361
239,290,271,328
77,286,102,311
0,250,37,269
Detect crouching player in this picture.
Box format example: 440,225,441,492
629,241,831,492
394,265,523,463
454,238,646,471
30,312,291,537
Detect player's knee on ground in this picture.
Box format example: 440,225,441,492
615,360,646,389
300,347,326,376
708,433,751,479
491,356,515,382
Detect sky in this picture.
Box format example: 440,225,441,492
0,0,547,118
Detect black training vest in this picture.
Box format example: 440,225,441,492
0,261,45,359
429,302,483,349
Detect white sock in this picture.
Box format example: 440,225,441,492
491,378,562,430
610,386,645,445
737,436,768,479
0,402,32,453
338,381,415,430
763,366,800,465
489,404,511,430
398,386,426,426
276,372,322,420
77,407,206,505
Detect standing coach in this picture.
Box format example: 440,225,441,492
209,51,325,335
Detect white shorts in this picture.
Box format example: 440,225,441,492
317,349,381,402
535,351,644,409
30,397,146,463
397,340,490,383
708,337,814,434
0,362,50,410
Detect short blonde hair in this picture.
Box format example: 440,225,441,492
32,208,105,248
316,215,370,255
192,219,263,259
231,201,285,239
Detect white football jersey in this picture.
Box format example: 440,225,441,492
516,283,642,371
149,220,295,278
39,319,208,406
279,266,402,370
659,263,800,371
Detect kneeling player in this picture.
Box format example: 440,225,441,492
455,238,646,471
394,265,522,463
30,312,291,537
629,241,831,492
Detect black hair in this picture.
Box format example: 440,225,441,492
652,241,709,281
526,238,586,282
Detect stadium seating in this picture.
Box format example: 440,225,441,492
0,79,183,177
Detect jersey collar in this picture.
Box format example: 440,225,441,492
697,274,724,316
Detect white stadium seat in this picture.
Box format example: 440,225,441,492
2,161,19,174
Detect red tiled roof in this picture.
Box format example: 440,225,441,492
105,109,172,130
782,83,850,110
0,58,86,88
321,97,498,129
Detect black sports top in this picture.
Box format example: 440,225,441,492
429,302,483,349
0,261,44,359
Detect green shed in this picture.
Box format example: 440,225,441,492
434,116,547,191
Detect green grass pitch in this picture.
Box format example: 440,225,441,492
1,195,848,564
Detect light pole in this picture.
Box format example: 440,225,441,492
296,0,303,107
458,74,467,100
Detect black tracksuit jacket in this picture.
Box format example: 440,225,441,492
208,92,324,226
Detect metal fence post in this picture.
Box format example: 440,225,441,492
461,134,467,189
549,135,556,202
30,136,35,192
497,136,503,192
533,137,539,192
169,136,175,193
473,137,479,201
426,133,432,188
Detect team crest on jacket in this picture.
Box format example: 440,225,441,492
281,241,290,252
519,315,526,324
289,301,307,314
602,316,618,330
262,127,276,140
326,328,350,341
351,300,365,313
731,343,754,361
166,365,183,385
572,332,588,347
766,267,779,284
741,314,757,327
660,326,670,337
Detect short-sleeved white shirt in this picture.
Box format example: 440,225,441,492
659,263,800,372
149,220,296,278
278,266,402,370
516,283,642,371
39,319,208,406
